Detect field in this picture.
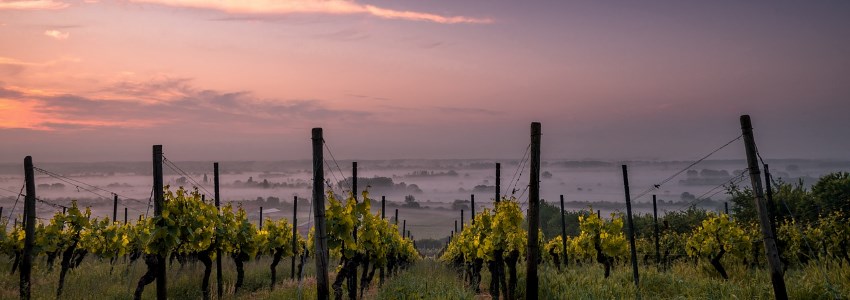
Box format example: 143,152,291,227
1,254,847,299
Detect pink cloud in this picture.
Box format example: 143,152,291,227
44,29,70,40
129,0,493,24
0,0,68,10
0,77,370,131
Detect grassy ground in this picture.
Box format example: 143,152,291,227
0,255,326,300
477,260,850,299
375,259,473,300
2,255,848,299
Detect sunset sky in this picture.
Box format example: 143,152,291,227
1,0,848,162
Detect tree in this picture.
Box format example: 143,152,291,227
811,172,850,219
452,199,470,211
403,195,420,208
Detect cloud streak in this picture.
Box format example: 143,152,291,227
129,0,493,24
0,0,68,10
0,77,370,131
44,29,70,40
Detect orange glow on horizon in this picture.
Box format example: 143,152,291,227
0,85,163,130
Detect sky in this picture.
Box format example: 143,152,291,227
1,0,849,163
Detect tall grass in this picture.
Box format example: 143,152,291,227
530,260,850,299
0,255,323,300
1,255,847,299
375,259,473,300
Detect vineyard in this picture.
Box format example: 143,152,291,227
0,117,849,299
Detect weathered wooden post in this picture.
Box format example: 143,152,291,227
460,209,464,231
291,196,297,280
113,194,119,222
653,195,660,265
259,206,263,228
312,128,330,300
214,162,223,298
379,195,386,284
740,115,787,300
471,194,475,223
622,165,640,286
764,164,779,235
153,145,167,300
21,156,36,300
349,162,358,298
125,207,128,225
526,122,541,299
352,162,358,201
495,163,501,202
560,195,567,263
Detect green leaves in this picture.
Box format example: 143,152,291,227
440,198,526,263
685,213,751,259
310,190,418,265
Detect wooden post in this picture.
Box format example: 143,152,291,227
152,145,166,300
597,210,601,219
345,162,358,300
312,128,330,300
394,209,398,226
403,220,406,237
125,207,128,225
379,195,385,284
352,162,358,201
559,195,567,261
725,202,729,215
495,163,501,202
622,165,640,286
470,194,475,223
653,195,660,265
526,122,541,299
381,196,386,219
214,162,223,298
0,207,3,224
21,156,36,300
291,196,297,280
259,206,263,228
113,194,118,222
740,115,787,300
764,164,779,235
460,210,464,231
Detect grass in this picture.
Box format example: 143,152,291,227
515,260,849,299
2,255,848,299
375,259,473,300
0,255,325,300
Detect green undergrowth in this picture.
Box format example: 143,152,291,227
376,259,474,300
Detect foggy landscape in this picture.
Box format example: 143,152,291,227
1,1,848,299
2,157,845,239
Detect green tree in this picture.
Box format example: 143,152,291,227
811,172,850,219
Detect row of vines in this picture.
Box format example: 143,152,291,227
0,186,419,300
441,172,850,298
